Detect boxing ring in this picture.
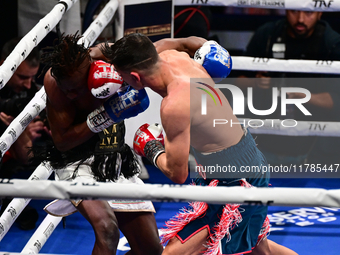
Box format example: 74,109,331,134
0,0,340,254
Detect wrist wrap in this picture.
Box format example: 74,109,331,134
87,105,115,133
144,140,165,168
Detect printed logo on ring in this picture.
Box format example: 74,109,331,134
313,0,333,8
316,60,333,66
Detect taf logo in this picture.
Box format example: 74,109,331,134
191,0,209,3
313,0,333,8
197,82,222,115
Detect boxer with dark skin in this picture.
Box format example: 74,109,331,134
42,33,162,255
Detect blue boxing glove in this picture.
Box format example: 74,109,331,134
194,41,232,80
87,86,149,133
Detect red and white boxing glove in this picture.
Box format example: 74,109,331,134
88,60,124,99
133,123,165,168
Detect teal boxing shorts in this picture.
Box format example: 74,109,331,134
161,129,270,255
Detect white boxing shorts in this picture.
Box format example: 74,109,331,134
44,157,155,217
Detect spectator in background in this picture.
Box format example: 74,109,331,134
0,37,51,230
239,10,340,167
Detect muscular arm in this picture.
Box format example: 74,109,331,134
154,36,207,57
155,96,190,184
44,71,95,151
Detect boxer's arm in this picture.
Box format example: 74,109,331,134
44,71,95,151
154,36,207,57
47,100,93,152
155,96,190,184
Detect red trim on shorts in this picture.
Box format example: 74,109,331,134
226,242,265,255
175,232,259,255
175,225,211,244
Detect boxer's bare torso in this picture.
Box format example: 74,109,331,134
158,50,243,154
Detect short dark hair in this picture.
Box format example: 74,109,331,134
1,37,40,68
41,32,90,84
102,33,158,72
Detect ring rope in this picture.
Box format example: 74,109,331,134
174,0,340,12
0,0,77,91
239,119,340,137
0,179,339,208
0,162,53,241
232,56,340,74
77,0,119,48
21,214,62,254
0,88,46,158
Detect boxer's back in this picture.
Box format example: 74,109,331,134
159,50,244,153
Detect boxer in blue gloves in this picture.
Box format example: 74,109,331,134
102,33,297,255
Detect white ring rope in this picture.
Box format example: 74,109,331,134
21,214,62,254
0,0,77,90
0,88,47,158
174,0,340,12
78,0,119,48
0,179,340,208
232,56,340,74
0,162,53,241
239,119,340,137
